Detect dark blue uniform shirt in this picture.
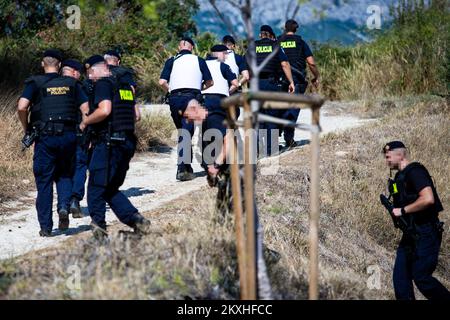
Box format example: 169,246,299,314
93,78,114,105
234,53,248,73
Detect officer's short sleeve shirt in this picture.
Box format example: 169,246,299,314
220,63,237,85
406,166,433,194
94,78,114,105
75,83,89,105
235,53,248,73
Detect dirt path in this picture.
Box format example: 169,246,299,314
0,102,375,260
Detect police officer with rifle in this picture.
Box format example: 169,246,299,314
380,141,449,300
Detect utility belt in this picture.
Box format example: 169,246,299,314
90,130,133,146
38,121,76,136
170,89,201,96
202,93,227,99
170,89,204,105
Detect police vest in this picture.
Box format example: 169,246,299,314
109,65,135,86
255,39,281,77
28,75,78,127
390,162,443,216
202,60,230,97
91,77,136,133
224,51,239,78
169,54,203,92
279,34,306,82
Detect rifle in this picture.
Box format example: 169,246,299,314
380,194,418,239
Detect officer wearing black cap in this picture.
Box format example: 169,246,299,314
17,49,89,236
201,45,239,180
159,37,213,181
278,19,320,148
222,35,249,90
251,25,295,156
382,141,449,300
80,55,151,240
59,59,90,218
104,50,138,94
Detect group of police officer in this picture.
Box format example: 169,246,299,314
16,18,448,300
18,49,151,240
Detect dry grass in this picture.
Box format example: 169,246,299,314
0,91,34,207
135,111,176,152
1,95,448,299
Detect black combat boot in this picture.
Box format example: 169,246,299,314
70,198,83,218
131,214,152,235
39,229,52,237
58,208,70,231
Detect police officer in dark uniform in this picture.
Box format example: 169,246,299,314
17,49,89,236
251,25,295,156
278,19,320,148
104,49,141,121
159,37,213,181
59,59,89,218
201,45,239,181
80,55,150,239
383,141,450,300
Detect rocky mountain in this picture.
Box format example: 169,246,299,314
195,0,398,45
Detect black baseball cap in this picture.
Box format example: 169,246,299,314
383,141,406,153
181,37,195,47
260,25,275,37
222,35,236,45
43,49,63,61
104,49,121,60
84,55,105,70
211,44,229,52
62,59,84,73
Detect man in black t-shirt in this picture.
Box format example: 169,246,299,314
383,141,449,300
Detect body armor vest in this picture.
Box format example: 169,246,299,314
28,75,78,127
279,34,306,82
390,162,443,213
255,38,279,77
91,77,135,133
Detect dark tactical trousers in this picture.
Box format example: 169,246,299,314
202,95,227,169
393,220,450,300
33,131,77,231
281,82,307,144
71,144,89,201
87,136,140,230
168,93,197,173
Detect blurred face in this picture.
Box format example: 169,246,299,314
87,62,110,81
73,70,81,80
384,149,405,170
184,99,207,124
